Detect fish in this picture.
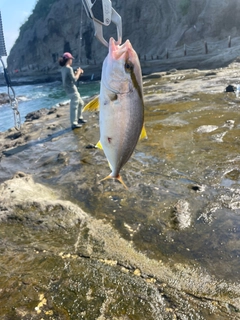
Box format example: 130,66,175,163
83,37,147,188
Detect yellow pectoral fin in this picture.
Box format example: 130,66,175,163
108,161,112,170
139,124,148,140
95,141,111,169
83,95,99,112
95,140,103,149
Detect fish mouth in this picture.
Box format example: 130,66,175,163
109,37,134,61
103,37,141,95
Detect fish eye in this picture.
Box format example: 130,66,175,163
125,61,133,73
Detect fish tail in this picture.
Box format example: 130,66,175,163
116,175,128,190
100,174,128,190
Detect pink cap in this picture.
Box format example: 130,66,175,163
63,52,74,59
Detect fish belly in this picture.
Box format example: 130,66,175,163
99,91,143,177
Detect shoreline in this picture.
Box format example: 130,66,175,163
1,48,239,87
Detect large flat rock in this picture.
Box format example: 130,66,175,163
1,63,240,318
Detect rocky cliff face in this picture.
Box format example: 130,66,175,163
7,0,240,73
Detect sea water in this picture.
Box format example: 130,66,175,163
0,80,100,132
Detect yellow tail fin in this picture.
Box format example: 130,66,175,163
100,175,128,190
83,95,99,112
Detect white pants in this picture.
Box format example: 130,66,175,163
69,91,84,125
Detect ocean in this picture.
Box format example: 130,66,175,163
0,80,100,132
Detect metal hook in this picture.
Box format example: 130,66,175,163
82,0,122,47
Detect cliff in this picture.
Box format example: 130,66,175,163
6,0,240,74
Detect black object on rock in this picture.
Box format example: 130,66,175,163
226,85,235,92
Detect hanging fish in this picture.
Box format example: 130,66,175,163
84,37,147,188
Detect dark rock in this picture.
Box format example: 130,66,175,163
0,92,10,105
85,143,97,149
6,131,22,140
57,152,69,165
13,171,28,179
47,124,57,130
226,84,235,92
25,108,48,121
47,108,57,115
191,184,205,192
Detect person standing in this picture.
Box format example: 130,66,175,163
59,52,87,129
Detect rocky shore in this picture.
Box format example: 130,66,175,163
1,61,240,319
2,44,240,87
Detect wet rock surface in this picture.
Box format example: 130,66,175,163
1,62,240,319
1,173,240,320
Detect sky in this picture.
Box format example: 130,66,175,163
0,0,36,65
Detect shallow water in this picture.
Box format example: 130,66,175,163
65,87,240,282
0,81,100,131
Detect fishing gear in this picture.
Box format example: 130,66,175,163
0,11,21,131
82,0,122,47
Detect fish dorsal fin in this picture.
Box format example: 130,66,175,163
95,140,103,149
83,95,99,112
139,124,147,140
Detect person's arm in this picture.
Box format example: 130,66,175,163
74,67,84,80
68,66,84,82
